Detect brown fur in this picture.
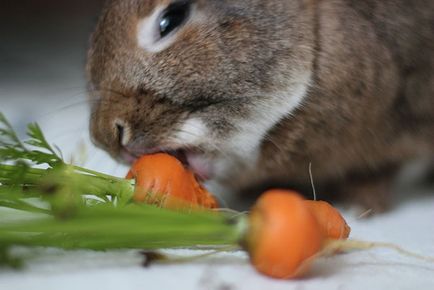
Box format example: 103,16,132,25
87,0,434,212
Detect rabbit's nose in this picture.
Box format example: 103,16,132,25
114,119,131,147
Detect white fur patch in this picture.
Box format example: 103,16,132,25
227,72,312,162
173,118,207,145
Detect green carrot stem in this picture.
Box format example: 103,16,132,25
0,164,52,175
0,205,245,250
0,165,45,184
72,164,125,181
0,163,135,202
0,200,50,214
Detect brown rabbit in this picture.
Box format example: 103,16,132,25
86,0,434,212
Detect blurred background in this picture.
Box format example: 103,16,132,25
0,1,129,175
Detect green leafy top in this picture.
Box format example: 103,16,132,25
0,113,63,167
0,112,135,209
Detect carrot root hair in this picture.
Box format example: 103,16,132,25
322,239,434,263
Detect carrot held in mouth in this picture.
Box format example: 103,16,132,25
126,153,218,209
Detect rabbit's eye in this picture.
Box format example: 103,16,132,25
159,1,191,38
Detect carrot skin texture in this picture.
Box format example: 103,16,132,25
126,154,218,209
245,190,325,279
304,200,351,239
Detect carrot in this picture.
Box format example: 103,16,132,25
126,153,218,209
243,189,351,279
244,190,325,279
304,199,351,239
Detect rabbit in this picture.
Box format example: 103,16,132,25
86,0,434,212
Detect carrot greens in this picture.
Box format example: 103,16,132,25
0,113,242,267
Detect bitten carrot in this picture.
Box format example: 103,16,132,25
243,189,350,279
126,153,218,209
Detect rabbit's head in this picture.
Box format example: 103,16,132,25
87,0,313,181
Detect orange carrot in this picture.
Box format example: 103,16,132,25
244,190,325,279
126,153,218,209
304,199,351,239
244,189,351,279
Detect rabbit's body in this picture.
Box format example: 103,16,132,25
87,0,434,211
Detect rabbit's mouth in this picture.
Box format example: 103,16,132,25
120,147,214,181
